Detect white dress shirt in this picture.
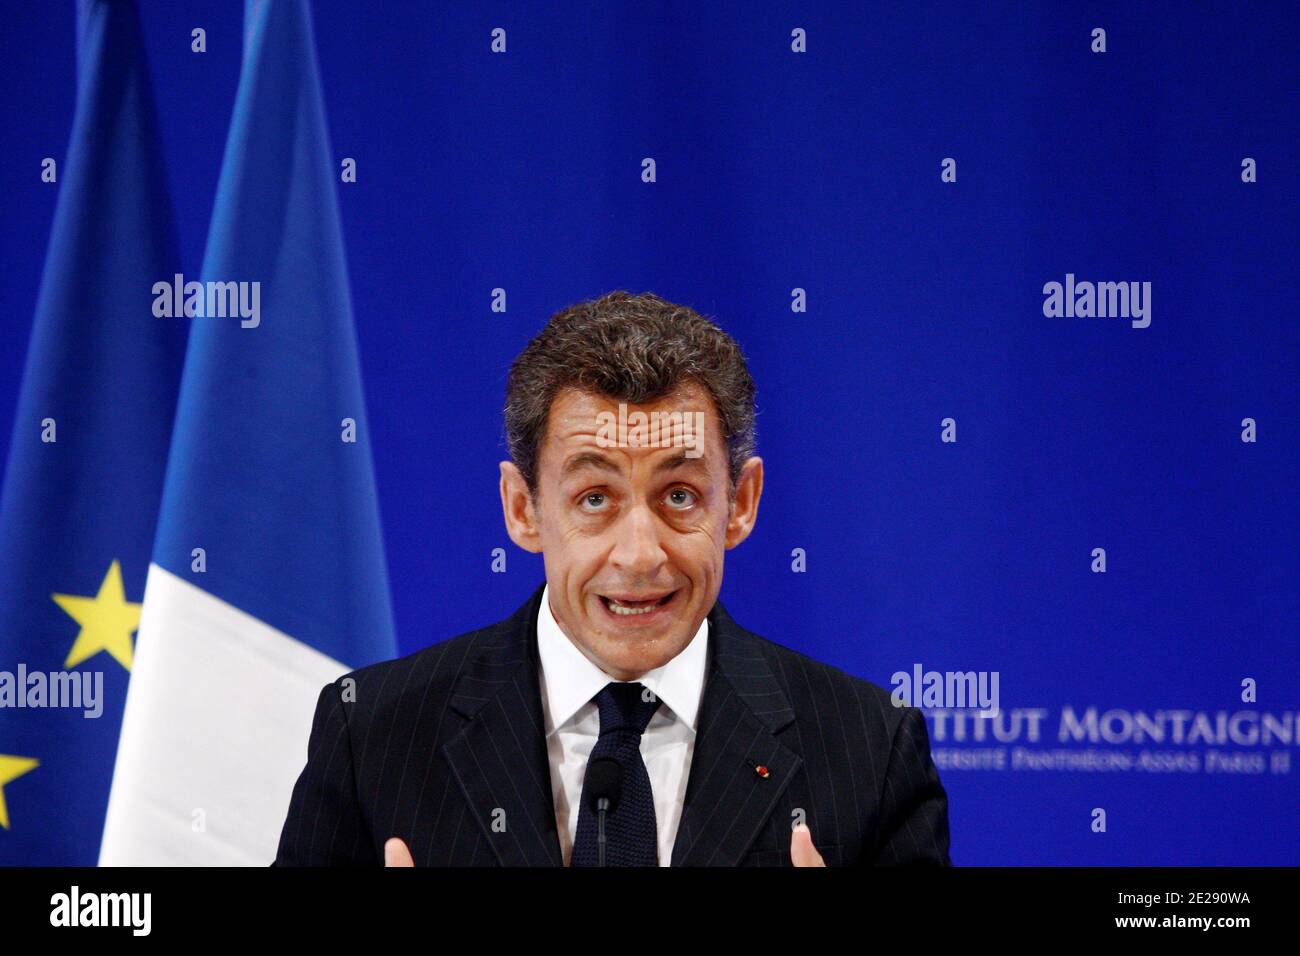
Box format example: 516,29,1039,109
535,583,709,866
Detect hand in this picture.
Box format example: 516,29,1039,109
385,837,415,867
790,823,826,866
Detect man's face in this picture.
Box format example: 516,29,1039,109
499,381,762,681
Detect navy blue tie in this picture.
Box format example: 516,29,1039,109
571,681,662,867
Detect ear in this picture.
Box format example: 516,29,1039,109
500,461,543,553
724,456,763,549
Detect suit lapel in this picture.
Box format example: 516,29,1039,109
670,598,801,866
439,582,563,866
438,582,800,867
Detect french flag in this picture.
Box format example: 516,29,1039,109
100,0,397,865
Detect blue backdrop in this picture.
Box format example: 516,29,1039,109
0,1,1295,865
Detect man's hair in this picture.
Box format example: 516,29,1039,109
504,290,757,500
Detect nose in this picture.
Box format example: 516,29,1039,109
608,502,667,577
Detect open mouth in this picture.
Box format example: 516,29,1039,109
598,589,679,621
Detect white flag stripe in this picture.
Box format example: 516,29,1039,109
99,563,348,865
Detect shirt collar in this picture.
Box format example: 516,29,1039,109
536,582,709,736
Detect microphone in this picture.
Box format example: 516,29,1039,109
584,757,624,867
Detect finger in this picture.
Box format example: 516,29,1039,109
385,837,415,867
790,823,826,867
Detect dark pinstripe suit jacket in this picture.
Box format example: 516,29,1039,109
273,581,952,866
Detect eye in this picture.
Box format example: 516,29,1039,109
665,487,697,509
580,491,609,512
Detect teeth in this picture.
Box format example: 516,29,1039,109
609,603,657,616
604,595,669,615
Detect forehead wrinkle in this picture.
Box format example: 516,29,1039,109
559,447,715,481
546,386,724,480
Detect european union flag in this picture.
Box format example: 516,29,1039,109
0,0,185,865
99,0,397,864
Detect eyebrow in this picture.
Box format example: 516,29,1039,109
561,449,708,480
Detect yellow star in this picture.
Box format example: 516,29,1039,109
0,755,39,829
52,559,141,671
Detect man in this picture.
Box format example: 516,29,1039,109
273,291,952,866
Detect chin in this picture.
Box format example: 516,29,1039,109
592,639,672,673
